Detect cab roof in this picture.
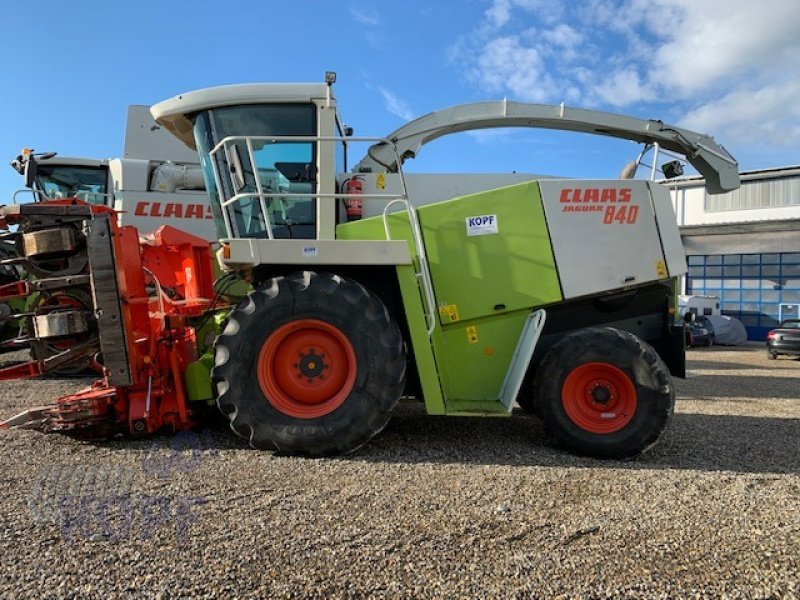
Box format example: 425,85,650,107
150,83,332,149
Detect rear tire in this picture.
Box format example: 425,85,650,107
516,375,539,416
213,271,406,455
767,351,777,360
531,327,674,458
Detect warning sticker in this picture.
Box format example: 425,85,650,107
655,260,667,278
376,172,386,190
465,214,498,237
438,304,460,322
466,326,479,344
302,246,318,257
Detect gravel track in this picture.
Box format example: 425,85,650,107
0,344,798,598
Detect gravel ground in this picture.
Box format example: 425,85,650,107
0,343,798,599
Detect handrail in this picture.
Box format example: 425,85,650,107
209,135,408,239
11,189,113,206
220,191,409,208
382,198,437,336
209,133,437,337
208,134,411,240
12,189,49,204
74,191,114,206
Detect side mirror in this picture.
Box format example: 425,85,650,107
23,155,38,188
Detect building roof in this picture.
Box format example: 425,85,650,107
680,217,800,236
664,164,800,188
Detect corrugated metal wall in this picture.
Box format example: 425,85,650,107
705,175,800,212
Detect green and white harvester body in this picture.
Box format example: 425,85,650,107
147,77,738,458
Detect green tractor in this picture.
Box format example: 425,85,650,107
149,77,738,458
1,77,738,459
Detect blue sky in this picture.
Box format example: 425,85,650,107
1,0,798,199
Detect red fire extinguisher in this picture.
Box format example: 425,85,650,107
344,176,364,221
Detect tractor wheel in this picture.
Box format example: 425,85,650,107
29,287,96,376
531,327,673,459
213,271,406,455
767,351,777,360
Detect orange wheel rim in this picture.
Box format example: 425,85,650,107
257,319,356,419
561,362,637,434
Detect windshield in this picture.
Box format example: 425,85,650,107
193,103,317,239
35,165,108,204
780,320,800,329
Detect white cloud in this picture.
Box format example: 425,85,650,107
485,0,564,29
376,87,415,121
448,0,800,167
592,68,655,106
680,80,800,148
467,35,560,103
485,0,512,28
647,0,800,98
348,5,379,26
474,37,538,93
539,24,582,50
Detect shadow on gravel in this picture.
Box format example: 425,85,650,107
686,360,777,371
341,404,800,475
14,404,798,476
675,373,800,400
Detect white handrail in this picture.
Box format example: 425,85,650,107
12,189,49,204
208,133,437,336
382,198,437,336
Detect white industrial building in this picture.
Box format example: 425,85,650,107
667,165,800,340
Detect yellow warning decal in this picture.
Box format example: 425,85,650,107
438,304,460,322
466,325,479,344
655,260,668,278
376,172,386,190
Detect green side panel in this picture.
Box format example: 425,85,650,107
336,211,413,246
338,221,447,414
435,310,529,404
185,353,214,405
442,399,516,416
336,181,562,415
417,181,563,323
395,265,446,415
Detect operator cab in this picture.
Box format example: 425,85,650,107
152,81,347,241
11,152,111,205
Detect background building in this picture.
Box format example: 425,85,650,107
668,166,800,340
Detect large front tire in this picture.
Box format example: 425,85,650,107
531,327,674,458
213,272,406,455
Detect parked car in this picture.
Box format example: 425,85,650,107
766,319,800,359
696,314,747,346
682,320,713,347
